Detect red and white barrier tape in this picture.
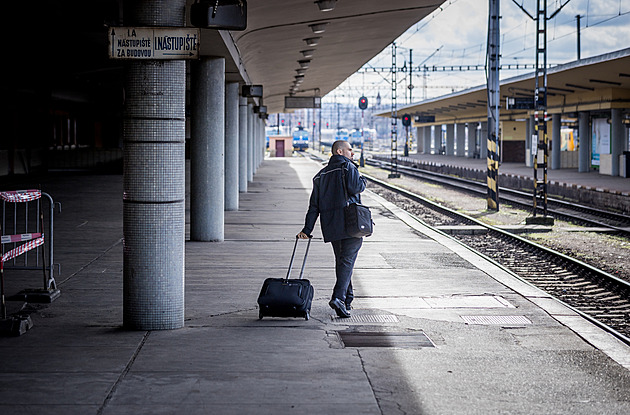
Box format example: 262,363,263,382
1,233,43,245
1,236,44,264
0,189,42,203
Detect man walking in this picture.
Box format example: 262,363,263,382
297,140,367,318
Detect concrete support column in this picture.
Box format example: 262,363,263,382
479,122,488,158
123,0,186,330
225,82,239,211
611,108,624,176
256,117,263,169
247,104,254,182
422,126,433,154
455,123,466,156
423,126,432,154
238,96,248,192
445,124,455,156
467,123,478,158
551,113,561,170
261,118,266,164
415,127,424,154
578,111,590,172
191,57,225,241
252,115,258,170
254,117,259,168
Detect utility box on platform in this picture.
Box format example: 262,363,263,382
268,137,293,158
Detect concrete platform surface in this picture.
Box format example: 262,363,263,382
1,156,630,415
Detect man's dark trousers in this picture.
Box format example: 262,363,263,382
331,237,363,305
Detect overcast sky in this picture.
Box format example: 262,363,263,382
327,0,630,105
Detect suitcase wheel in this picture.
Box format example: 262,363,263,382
304,312,309,321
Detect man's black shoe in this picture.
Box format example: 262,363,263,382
345,303,352,310
329,298,351,318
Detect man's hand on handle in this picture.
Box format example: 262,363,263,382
297,232,311,239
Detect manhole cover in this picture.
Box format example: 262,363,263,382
338,331,434,348
461,315,532,325
331,314,399,324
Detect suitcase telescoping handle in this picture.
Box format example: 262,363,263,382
285,236,312,281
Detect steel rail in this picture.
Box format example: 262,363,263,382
367,157,630,235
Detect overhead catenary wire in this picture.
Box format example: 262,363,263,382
330,0,630,106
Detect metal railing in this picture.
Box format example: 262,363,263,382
1,190,61,310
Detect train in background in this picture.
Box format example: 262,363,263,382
317,128,376,150
319,128,348,148
292,126,309,151
348,128,376,150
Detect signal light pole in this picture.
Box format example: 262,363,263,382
389,43,401,178
512,0,569,225
358,96,367,166
487,0,500,211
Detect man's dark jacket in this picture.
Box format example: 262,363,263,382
301,155,366,242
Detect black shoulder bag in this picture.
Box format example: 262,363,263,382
342,166,373,238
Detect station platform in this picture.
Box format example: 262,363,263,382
388,152,630,215
1,156,630,414
403,152,630,195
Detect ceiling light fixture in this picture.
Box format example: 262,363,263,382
315,0,337,12
298,59,311,69
303,37,321,47
309,22,329,34
295,68,306,75
300,49,315,58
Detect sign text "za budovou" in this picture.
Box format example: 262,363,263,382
108,27,200,60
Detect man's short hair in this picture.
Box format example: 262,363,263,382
332,140,349,155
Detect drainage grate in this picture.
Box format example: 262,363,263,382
331,314,399,324
338,331,434,348
461,315,532,325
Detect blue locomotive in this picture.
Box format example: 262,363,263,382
293,127,309,151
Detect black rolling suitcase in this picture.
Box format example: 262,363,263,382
257,237,314,321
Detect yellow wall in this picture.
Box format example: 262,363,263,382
501,121,526,141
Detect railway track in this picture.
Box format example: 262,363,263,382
365,174,630,346
367,156,630,236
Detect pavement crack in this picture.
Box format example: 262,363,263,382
357,349,385,415
58,238,123,286
97,330,150,415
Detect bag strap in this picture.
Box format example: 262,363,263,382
341,162,362,206
341,164,349,206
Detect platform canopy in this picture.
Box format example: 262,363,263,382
198,0,442,113
6,1,441,115
385,47,630,126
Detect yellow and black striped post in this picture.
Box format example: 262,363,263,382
487,133,499,210
486,0,500,211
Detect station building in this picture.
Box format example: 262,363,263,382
402,48,630,178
